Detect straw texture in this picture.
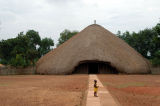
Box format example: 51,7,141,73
36,24,150,74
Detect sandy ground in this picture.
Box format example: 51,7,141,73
98,75,160,106
0,75,88,106
0,74,160,106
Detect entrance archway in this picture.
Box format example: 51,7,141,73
88,63,99,74
73,60,118,74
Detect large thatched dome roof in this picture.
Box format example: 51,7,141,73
36,24,150,74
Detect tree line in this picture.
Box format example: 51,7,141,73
0,23,159,67
117,23,160,66
0,30,54,67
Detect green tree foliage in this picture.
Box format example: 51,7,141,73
153,23,160,52
0,30,54,67
151,50,160,66
26,30,41,48
117,23,160,65
151,23,160,65
57,29,78,47
9,54,27,67
39,38,54,56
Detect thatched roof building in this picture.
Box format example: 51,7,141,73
36,24,150,74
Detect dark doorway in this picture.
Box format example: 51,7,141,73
88,63,99,74
73,60,119,74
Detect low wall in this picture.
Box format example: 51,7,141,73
0,65,159,75
151,66,160,75
0,66,36,75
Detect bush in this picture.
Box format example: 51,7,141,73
0,59,8,65
9,54,28,67
151,50,160,66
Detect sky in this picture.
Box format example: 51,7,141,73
0,0,160,44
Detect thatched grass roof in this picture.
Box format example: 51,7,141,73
36,24,150,74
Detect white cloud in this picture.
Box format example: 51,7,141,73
0,0,160,44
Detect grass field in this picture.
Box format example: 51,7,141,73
98,75,160,106
0,75,88,106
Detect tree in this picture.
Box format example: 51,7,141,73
153,23,160,53
0,38,17,62
39,38,54,56
0,30,54,67
118,29,157,59
135,29,156,58
151,23,160,65
151,50,160,66
26,30,41,47
9,54,27,67
25,30,41,65
117,23,160,65
57,29,78,47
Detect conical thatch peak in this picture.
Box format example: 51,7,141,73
36,24,150,74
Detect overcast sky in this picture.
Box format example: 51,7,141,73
0,0,160,44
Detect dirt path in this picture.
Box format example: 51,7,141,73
86,75,118,106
